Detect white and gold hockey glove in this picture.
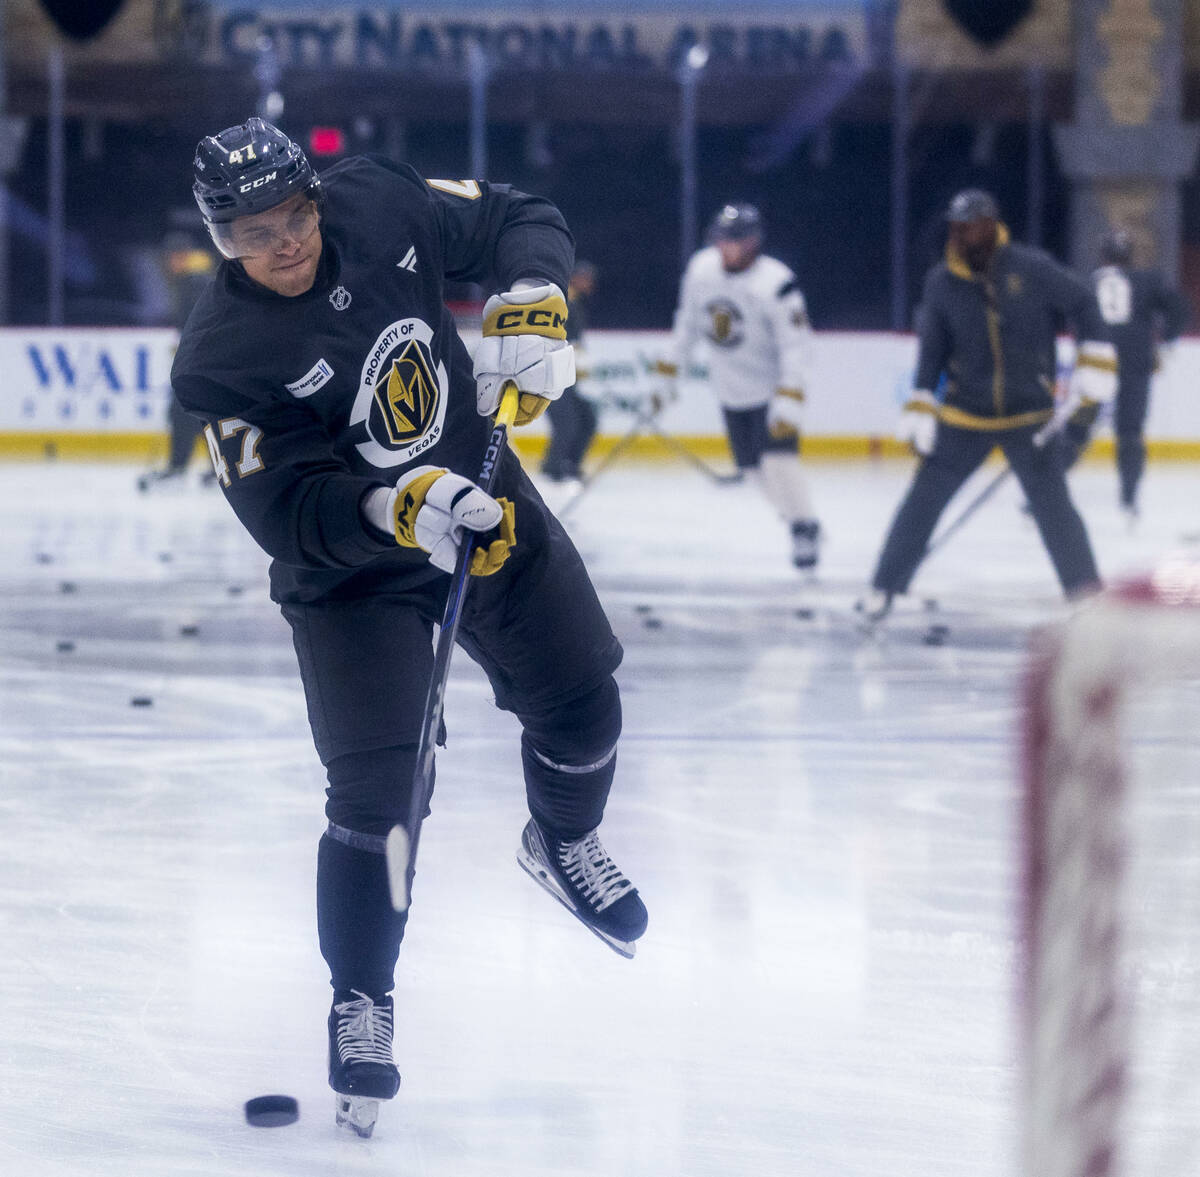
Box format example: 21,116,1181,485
1069,339,1118,407
473,281,575,425
767,387,806,440
897,389,939,456
363,466,516,576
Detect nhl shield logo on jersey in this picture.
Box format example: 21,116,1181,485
704,298,745,347
350,318,450,467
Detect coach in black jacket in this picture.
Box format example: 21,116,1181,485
859,189,1117,622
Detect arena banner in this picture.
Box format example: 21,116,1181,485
0,327,175,433
11,1,869,72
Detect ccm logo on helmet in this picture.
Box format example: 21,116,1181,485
238,170,278,194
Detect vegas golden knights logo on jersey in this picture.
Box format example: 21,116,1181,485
352,318,450,468
705,298,745,348
375,340,439,446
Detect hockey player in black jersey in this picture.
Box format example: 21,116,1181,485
859,189,1116,622
172,118,647,1136
1060,227,1190,522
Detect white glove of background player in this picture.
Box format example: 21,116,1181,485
767,387,806,437
473,281,575,425
897,389,939,456
1068,339,1118,406
362,465,515,576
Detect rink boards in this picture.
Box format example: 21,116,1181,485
2,326,1199,461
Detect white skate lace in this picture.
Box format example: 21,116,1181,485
334,990,394,1067
556,830,634,913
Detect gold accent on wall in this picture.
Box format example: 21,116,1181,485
1097,0,1164,125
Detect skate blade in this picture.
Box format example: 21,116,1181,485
517,849,637,960
335,1094,379,1138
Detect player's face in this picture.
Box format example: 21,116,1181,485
949,218,999,273
716,236,760,272
233,195,323,297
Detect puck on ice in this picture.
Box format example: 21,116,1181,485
130,696,154,707
244,1095,299,1127
642,616,663,629
794,607,814,620
179,624,200,637
922,624,950,646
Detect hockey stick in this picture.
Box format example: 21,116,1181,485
922,400,1076,561
559,393,739,518
386,382,520,912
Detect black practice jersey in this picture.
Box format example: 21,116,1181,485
172,155,573,603
916,234,1106,426
1092,264,1189,380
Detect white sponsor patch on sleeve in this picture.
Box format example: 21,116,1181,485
285,358,334,398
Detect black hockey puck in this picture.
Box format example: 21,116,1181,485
642,616,663,629
179,624,200,637
56,640,75,653
244,1094,299,1127
228,584,244,596
922,598,939,612
633,603,653,615
59,581,77,594
794,607,814,620
921,624,950,646
130,696,154,707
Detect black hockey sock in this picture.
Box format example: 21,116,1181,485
317,829,408,996
521,676,622,839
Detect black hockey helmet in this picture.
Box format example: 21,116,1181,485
708,203,764,242
946,188,1000,223
192,118,320,254
1100,227,1135,267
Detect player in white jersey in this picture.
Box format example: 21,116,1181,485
657,203,820,569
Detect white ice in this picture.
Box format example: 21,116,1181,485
1,448,1197,1177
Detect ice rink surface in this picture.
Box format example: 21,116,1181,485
1,449,1197,1177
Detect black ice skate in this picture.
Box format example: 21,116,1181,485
328,989,401,1138
517,819,648,959
790,519,820,571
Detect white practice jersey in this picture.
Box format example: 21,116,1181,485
669,246,811,410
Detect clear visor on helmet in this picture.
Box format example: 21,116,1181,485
206,195,320,260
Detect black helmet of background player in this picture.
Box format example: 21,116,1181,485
708,203,764,271
1100,227,1135,267
192,117,322,259
708,203,764,245
946,187,1001,273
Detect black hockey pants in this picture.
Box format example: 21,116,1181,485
871,422,1100,597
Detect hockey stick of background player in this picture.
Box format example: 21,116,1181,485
921,399,1076,562
386,381,520,913
560,392,739,519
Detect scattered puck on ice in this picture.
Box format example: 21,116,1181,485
244,1095,299,1128
179,624,200,637
633,604,653,615
130,696,154,707
228,584,244,596
794,607,814,620
59,581,77,594
642,616,663,629
922,598,939,612
35,552,53,565
921,624,950,646
56,640,75,653
158,552,173,564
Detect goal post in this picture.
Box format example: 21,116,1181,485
1020,561,1200,1177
